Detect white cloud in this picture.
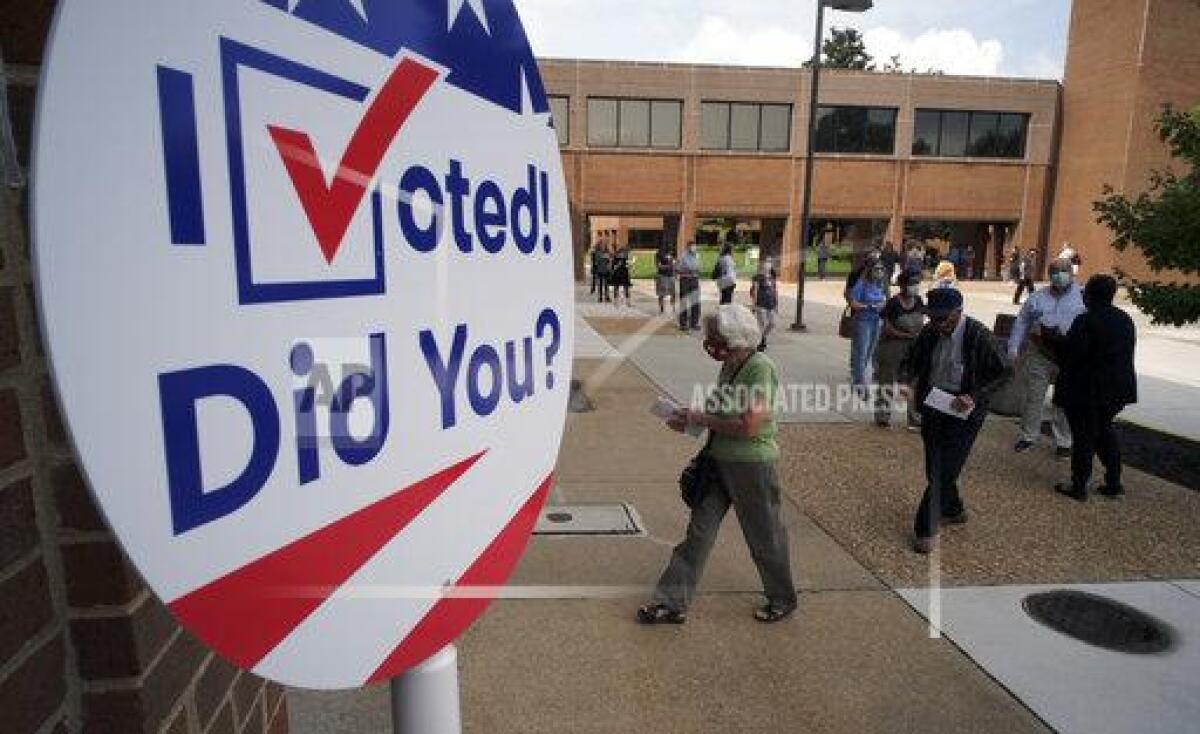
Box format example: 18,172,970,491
862,27,1004,76
676,16,808,67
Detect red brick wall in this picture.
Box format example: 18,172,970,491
2,18,290,734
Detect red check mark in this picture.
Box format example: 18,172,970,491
268,58,440,265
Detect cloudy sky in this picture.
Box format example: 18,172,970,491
514,0,1071,80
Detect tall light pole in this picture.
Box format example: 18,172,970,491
791,0,873,332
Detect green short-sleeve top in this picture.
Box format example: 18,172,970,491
707,352,779,463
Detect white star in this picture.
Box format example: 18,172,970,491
448,0,492,35
287,0,368,22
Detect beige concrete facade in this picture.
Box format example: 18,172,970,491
540,58,1061,281
1047,0,1200,282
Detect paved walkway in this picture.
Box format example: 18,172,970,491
289,284,1199,733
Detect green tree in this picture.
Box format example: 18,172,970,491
816,27,874,70
1093,105,1200,326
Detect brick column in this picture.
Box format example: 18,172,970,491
2,67,288,734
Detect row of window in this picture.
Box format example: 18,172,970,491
549,96,1030,160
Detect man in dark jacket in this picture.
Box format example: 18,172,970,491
1053,275,1138,501
899,288,1013,553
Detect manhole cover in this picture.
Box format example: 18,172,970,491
534,504,643,536
1022,590,1175,654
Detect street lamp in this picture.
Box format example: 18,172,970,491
791,0,873,332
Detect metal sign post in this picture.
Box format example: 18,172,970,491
391,645,462,734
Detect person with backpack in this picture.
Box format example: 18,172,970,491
749,260,779,352
714,243,737,304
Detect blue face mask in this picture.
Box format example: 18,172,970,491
1051,272,1073,288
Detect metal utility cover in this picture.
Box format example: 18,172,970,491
534,504,644,536
1022,590,1176,654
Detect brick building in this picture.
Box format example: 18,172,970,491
549,0,1200,284
546,59,1061,281
1048,0,1200,281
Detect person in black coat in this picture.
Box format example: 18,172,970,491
1056,272,1137,501
1053,274,1138,501
898,288,1013,553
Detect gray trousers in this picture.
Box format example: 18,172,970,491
652,460,797,612
1018,349,1072,447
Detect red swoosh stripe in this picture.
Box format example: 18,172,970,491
169,452,485,669
368,473,554,682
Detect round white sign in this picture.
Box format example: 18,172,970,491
33,0,572,689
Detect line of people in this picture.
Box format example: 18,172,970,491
844,248,1139,554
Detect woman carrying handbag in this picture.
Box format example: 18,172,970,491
638,305,798,625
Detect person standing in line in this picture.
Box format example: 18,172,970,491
881,241,900,284
676,242,702,331
1008,258,1086,457
1013,248,1037,304
847,259,887,395
655,243,677,315
874,270,925,429
964,245,976,281
843,247,882,304
716,243,737,304
1057,243,1082,276
1007,249,1021,284
610,245,633,307
899,288,1012,554
593,242,612,303
932,260,959,290
1053,275,1138,502
817,239,830,280
638,305,797,624
749,260,779,352
590,240,601,295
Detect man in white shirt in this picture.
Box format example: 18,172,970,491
1008,258,1087,456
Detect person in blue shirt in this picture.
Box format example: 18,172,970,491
1008,258,1087,456
848,260,888,393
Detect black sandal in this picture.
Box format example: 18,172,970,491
637,603,686,625
754,603,796,623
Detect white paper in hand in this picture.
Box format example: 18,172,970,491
924,387,971,420
650,396,680,420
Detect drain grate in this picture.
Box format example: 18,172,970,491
1022,590,1175,654
534,503,643,536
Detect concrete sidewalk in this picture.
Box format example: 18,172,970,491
289,285,1198,733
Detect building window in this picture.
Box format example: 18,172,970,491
587,97,682,149
548,95,569,147
913,109,1029,159
813,105,897,154
701,102,792,152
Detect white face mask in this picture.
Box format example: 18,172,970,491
1051,272,1072,288
906,285,921,297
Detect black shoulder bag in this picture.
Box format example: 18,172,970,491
679,355,753,509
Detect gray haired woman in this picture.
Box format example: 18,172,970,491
638,305,798,624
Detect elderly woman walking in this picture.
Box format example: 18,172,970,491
638,305,798,624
